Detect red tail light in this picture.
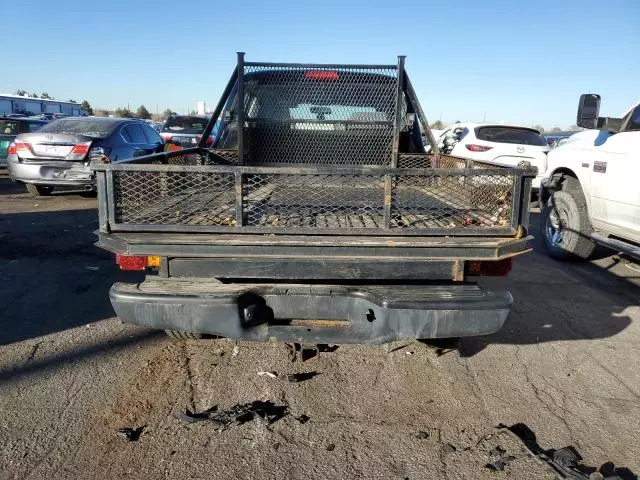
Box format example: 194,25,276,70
116,254,147,271
467,258,513,277
70,143,90,155
465,144,493,152
7,143,16,155
305,70,339,80
115,254,161,271
15,141,33,153
161,134,172,143
205,136,214,146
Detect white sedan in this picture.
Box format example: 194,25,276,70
433,123,550,191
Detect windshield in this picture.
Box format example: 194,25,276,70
476,126,547,146
162,116,208,135
38,118,118,138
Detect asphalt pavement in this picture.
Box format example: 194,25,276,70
0,170,638,479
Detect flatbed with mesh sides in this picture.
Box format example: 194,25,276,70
94,54,536,344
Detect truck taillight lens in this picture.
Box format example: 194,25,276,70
465,144,493,152
67,141,92,160
467,258,512,276
7,143,16,155
15,141,33,153
115,254,161,271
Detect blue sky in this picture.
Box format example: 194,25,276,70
1,0,638,128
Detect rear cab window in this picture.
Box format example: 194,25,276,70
475,126,547,146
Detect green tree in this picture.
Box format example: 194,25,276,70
14,90,27,96
81,100,93,116
40,92,53,100
136,105,152,120
29,93,39,98
162,108,173,120
551,127,562,132
114,107,135,118
533,125,545,133
188,109,197,115
430,120,445,130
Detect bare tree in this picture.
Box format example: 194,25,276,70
568,125,581,132
551,127,562,132
430,120,444,130
14,90,27,96
533,125,545,133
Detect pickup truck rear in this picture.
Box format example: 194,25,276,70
93,54,536,344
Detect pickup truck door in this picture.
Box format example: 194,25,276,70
588,107,640,238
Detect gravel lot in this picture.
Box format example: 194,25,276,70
1,170,639,479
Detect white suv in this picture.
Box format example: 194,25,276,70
434,123,549,191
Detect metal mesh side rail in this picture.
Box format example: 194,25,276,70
108,166,519,234
112,170,236,226
391,174,514,229
241,65,399,165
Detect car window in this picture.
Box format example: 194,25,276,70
125,124,148,143
162,116,208,134
475,126,547,146
0,120,19,135
121,126,132,142
142,124,162,143
625,105,640,132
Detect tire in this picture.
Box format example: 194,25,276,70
26,184,53,196
165,330,204,340
540,177,595,260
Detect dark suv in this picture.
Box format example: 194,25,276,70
160,114,213,149
0,116,49,165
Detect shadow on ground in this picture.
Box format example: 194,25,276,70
461,212,638,357
0,177,143,345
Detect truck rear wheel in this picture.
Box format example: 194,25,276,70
26,184,53,196
541,178,595,260
165,330,204,340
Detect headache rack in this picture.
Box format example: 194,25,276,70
94,54,536,237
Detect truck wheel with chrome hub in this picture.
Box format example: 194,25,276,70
540,178,595,260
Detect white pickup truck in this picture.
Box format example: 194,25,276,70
539,95,640,260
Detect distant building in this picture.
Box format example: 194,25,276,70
0,94,86,116
197,101,206,115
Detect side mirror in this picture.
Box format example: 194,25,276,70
577,94,600,129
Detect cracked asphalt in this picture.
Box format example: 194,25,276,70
1,170,639,479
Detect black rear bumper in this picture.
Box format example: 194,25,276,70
110,279,512,344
